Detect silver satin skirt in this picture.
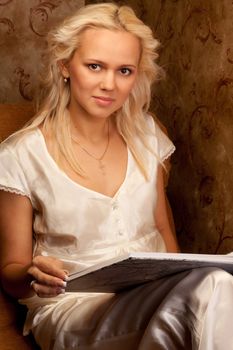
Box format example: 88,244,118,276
28,267,233,350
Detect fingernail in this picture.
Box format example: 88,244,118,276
63,274,69,281
61,281,67,288
57,288,66,294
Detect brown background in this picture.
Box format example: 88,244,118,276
0,0,84,102
1,0,233,254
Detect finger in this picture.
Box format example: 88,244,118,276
32,256,68,280
28,265,67,288
33,255,64,275
30,280,66,298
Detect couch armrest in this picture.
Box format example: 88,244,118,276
0,103,34,141
0,288,39,349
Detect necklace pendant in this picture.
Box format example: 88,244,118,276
71,119,110,175
99,160,106,175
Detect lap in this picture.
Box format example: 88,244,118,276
31,267,233,350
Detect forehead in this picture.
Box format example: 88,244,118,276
76,28,141,65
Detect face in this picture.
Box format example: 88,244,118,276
61,28,141,121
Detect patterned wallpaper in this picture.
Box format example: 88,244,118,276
0,0,84,103
86,0,233,254
1,0,233,254
150,0,233,254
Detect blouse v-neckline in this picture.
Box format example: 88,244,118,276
36,128,131,200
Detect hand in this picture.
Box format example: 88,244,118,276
27,255,68,298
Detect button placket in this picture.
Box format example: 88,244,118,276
112,201,118,211
111,199,125,237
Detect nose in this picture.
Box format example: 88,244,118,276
100,71,115,91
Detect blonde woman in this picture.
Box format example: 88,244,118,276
0,3,233,349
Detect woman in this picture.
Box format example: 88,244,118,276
0,3,233,350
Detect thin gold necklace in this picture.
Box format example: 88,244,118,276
71,120,110,175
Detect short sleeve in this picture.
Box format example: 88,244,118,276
153,118,175,162
0,142,31,198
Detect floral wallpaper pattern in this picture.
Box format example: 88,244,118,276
1,0,233,254
87,0,233,254
0,0,84,102
150,0,233,255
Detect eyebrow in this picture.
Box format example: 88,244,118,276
85,58,137,68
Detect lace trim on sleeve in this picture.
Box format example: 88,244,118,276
161,144,176,162
0,184,31,199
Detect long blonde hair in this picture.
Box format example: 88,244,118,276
19,3,162,179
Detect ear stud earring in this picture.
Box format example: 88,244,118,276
64,77,68,83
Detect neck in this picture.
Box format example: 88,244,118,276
71,117,111,169
70,114,110,143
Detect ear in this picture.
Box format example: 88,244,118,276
58,60,70,79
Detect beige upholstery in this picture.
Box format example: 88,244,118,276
0,103,34,141
0,103,38,349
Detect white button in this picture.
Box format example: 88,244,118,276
112,202,118,210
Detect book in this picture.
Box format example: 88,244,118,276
66,252,233,293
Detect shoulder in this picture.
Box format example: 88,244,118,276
145,112,175,162
1,128,41,155
0,130,41,200
0,128,44,178
145,113,169,136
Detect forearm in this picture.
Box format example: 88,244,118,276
155,165,180,253
161,229,180,253
156,195,180,253
0,263,33,299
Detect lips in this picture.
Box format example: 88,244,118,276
93,96,115,106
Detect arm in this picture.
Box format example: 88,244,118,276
154,164,180,253
0,191,67,299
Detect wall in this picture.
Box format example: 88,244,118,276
0,0,84,103
86,0,233,254
152,0,233,254
1,0,233,254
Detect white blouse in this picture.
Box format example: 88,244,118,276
0,115,175,281
2,118,233,350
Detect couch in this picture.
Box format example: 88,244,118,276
0,103,39,349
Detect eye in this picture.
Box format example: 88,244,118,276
88,64,101,71
120,67,132,76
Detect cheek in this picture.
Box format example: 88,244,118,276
71,73,86,89
119,79,137,98
69,67,94,89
